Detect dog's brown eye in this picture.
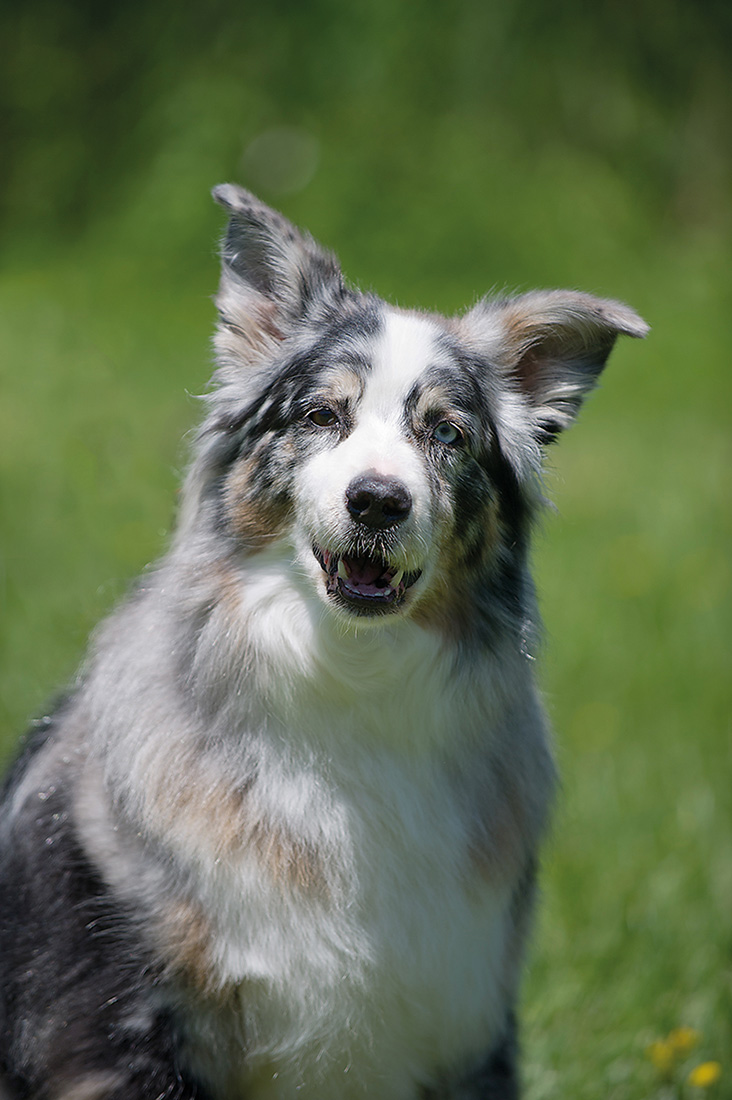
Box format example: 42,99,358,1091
308,407,338,428
433,420,462,446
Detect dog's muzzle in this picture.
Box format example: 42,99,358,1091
313,473,421,613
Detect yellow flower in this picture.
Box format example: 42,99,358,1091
688,1061,722,1088
647,1039,675,1074
669,1026,701,1054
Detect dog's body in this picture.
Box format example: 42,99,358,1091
0,187,647,1099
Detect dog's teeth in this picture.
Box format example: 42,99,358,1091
337,559,349,581
389,569,404,590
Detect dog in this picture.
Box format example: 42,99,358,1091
0,186,647,1099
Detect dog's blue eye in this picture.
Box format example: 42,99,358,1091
308,407,338,427
433,421,462,446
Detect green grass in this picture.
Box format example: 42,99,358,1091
0,189,729,1098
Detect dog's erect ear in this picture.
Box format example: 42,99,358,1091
461,291,648,442
212,184,344,346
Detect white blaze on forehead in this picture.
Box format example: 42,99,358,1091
295,309,440,544
359,309,445,421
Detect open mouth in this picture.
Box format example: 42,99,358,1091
313,545,422,612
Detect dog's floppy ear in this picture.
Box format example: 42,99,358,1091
461,290,648,442
212,184,344,350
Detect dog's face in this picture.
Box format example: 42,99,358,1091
198,186,647,636
293,307,504,620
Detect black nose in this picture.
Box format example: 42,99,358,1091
345,473,412,529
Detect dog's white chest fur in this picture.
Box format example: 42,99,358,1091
209,736,514,1099
244,779,509,1097
177,598,528,1098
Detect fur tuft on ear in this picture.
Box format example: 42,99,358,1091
461,290,649,442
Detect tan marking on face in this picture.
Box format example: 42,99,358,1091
408,376,464,420
312,362,364,403
224,450,293,548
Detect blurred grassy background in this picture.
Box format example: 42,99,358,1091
0,1,730,1095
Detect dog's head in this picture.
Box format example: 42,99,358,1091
190,186,646,641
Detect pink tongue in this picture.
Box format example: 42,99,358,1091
343,556,385,586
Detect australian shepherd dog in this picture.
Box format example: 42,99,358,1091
0,186,647,1099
